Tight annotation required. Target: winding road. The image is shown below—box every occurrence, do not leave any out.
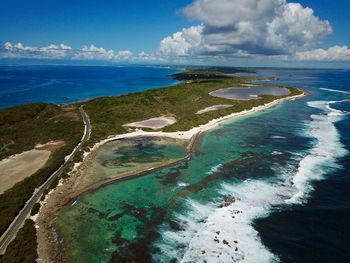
[0,105,91,255]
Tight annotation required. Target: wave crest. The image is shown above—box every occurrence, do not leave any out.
[154,100,348,262]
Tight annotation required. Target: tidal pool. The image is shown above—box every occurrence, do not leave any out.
[210,86,290,100]
[69,136,187,200]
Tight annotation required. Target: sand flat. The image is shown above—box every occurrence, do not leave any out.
[0,149,51,194]
[196,104,232,114]
[124,116,176,130]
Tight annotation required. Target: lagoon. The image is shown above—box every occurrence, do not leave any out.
[210,86,290,100]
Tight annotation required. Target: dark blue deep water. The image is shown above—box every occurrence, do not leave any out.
[0,65,180,108]
[253,69,350,263]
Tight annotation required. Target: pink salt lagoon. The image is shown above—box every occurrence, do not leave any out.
[124,116,176,130]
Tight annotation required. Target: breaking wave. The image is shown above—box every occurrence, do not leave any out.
[286,100,348,204]
[154,100,348,262]
[320,87,350,94]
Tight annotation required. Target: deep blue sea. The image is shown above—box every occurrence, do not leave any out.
[252,69,350,262]
[0,65,180,108]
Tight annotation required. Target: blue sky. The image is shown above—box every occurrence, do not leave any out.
[0,0,192,52]
[299,0,350,46]
[1,0,349,67]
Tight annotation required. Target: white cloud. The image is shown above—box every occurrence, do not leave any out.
[0,42,149,61]
[4,42,35,51]
[2,42,74,59]
[81,44,107,53]
[60,43,72,50]
[115,50,133,60]
[183,0,278,28]
[159,25,203,56]
[73,44,115,60]
[160,0,332,57]
[135,51,162,61]
[296,45,350,61]
[39,44,59,51]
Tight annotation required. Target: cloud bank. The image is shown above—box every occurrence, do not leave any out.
[1,42,157,62]
[296,46,350,61]
[160,0,333,58]
[1,0,348,64]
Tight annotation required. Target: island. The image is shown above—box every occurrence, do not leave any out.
[0,69,305,262]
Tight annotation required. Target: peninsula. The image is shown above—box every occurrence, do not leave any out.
[0,69,305,262]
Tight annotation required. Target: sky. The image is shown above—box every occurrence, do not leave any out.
[0,0,349,67]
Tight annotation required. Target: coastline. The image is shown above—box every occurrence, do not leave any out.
[88,90,306,151]
[36,89,306,263]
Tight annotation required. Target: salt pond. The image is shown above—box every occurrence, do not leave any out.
[210,86,290,100]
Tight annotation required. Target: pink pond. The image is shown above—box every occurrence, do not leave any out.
[124,117,176,130]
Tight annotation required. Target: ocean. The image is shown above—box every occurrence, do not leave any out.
[0,65,180,108]
[11,66,349,262]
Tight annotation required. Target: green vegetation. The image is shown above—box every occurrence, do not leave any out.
[183,66,256,74]
[172,70,231,81]
[0,103,83,236]
[0,220,37,263]
[0,103,82,160]
[85,73,302,146]
[30,203,41,216]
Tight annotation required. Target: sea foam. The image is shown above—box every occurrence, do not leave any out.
[320,87,350,94]
[154,100,348,262]
[286,100,348,204]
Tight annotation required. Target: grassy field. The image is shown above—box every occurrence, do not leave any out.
[0,103,83,236]
[85,73,302,147]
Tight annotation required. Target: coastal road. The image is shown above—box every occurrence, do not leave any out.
[0,105,91,255]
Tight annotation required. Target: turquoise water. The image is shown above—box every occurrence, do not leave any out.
[73,137,188,192]
[56,69,350,262]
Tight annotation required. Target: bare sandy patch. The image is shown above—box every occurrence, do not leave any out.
[0,149,51,194]
[196,105,232,114]
[35,140,65,151]
[0,140,65,194]
[124,116,176,130]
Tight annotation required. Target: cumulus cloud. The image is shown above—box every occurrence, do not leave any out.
[73,44,115,60]
[159,25,203,56]
[115,50,133,60]
[160,0,332,57]
[296,45,350,61]
[60,43,72,50]
[1,42,73,59]
[0,42,154,62]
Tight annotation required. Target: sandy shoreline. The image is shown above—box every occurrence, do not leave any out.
[88,90,305,150]
[36,90,306,263]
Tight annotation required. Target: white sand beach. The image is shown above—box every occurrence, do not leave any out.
[89,91,306,153]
